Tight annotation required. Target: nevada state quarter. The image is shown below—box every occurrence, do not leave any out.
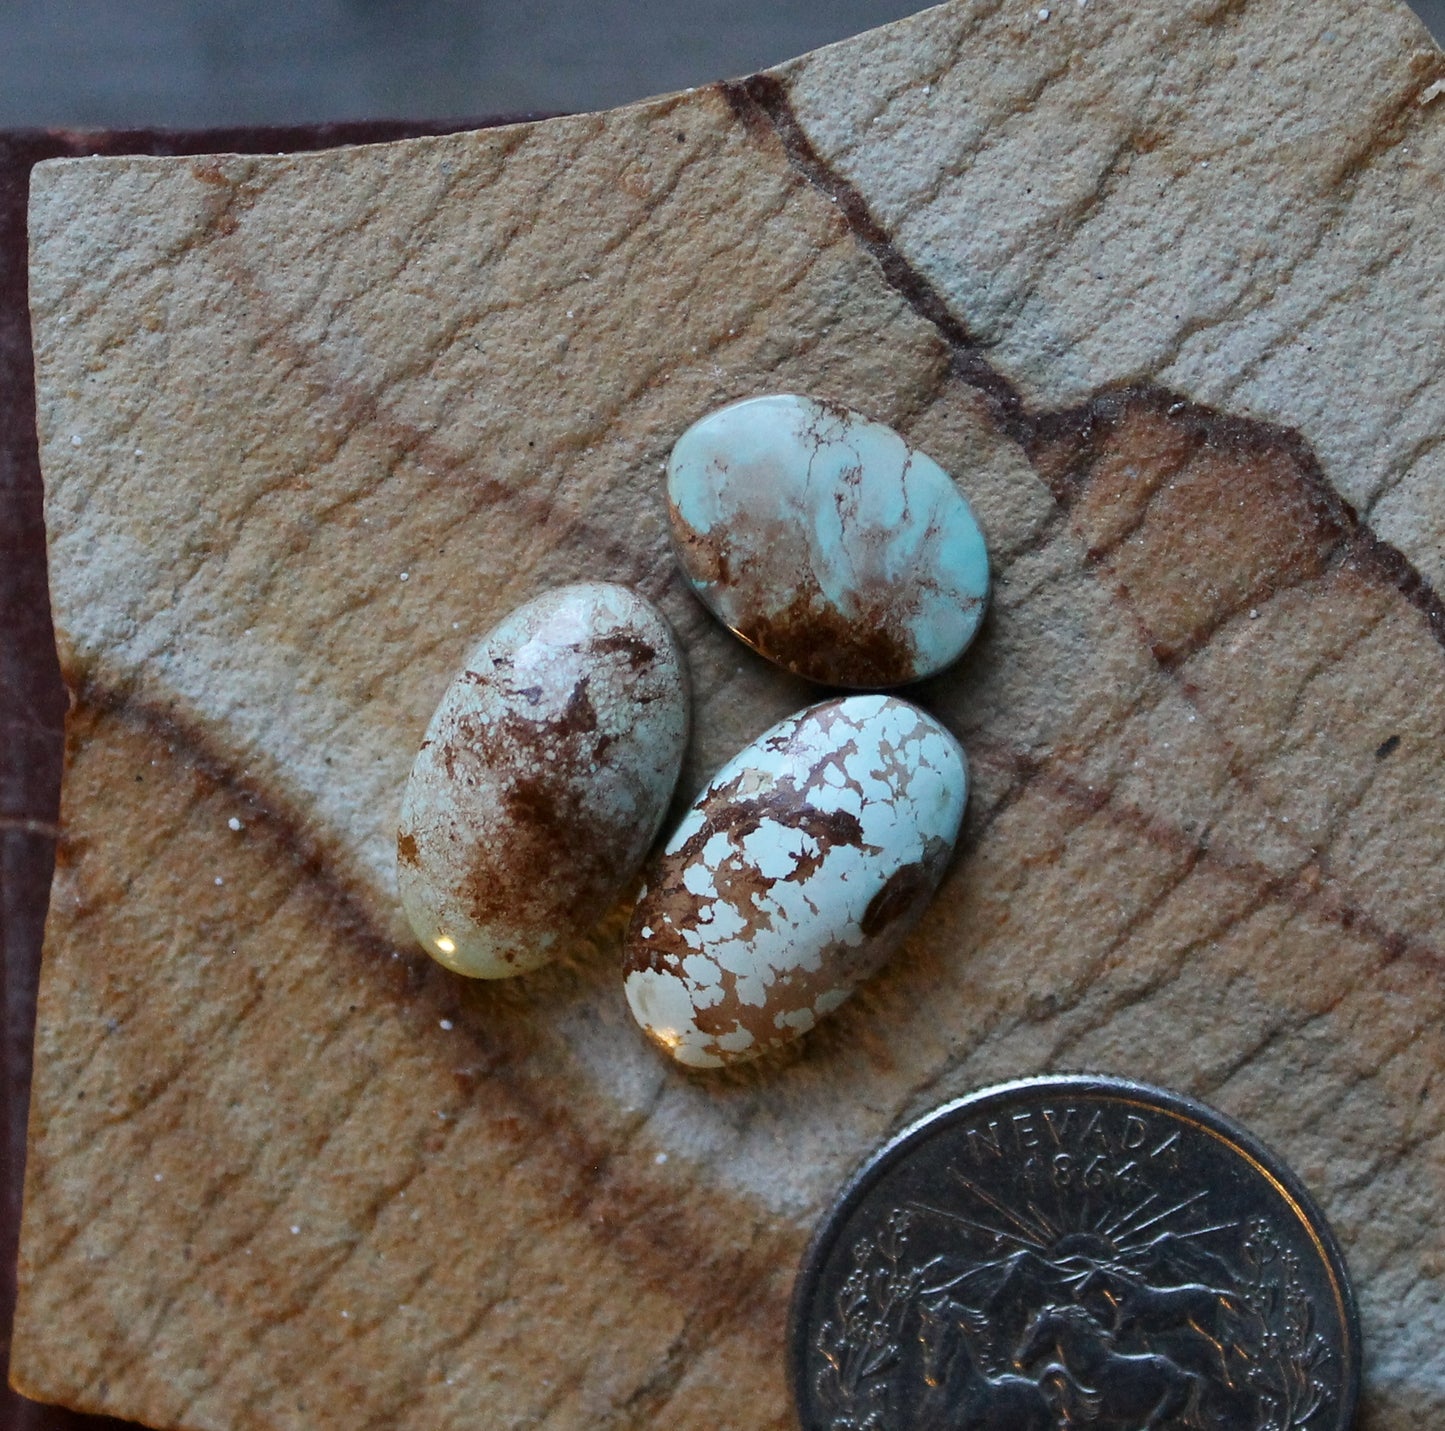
[791,1075,1359,1431]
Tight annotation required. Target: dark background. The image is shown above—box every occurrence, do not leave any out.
[0,0,1441,127]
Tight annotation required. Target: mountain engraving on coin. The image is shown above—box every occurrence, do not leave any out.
[793,1077,1359,1431]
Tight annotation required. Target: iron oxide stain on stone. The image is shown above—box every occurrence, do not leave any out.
[623,694,967,1068]
[397,583,689,978]
[666,394,990,689]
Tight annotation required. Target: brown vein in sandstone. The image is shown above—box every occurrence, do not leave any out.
[734,112,1445,959]
[154,112,833,643]
[50,610,1441,1412]
[49,674,798,1410]
[1125,49,1444,393]
[966,732,1439,973]
[724,72,1445,655]
[65,640,1445,1060]
[723,74,1030,443]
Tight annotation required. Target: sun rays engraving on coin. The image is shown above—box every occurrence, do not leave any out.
[792,1076,1359,1431]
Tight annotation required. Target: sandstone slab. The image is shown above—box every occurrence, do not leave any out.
[0,118,508,1431]
[14,1,1445,1426]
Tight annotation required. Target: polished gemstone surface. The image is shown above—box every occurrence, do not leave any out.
[667,394,990,688]
[398,583,689,978]
[624,694,967,1067]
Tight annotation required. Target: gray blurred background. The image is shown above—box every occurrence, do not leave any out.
[1,0,1441,128]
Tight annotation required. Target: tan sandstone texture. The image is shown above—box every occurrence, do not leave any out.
[14,0,1445,1425]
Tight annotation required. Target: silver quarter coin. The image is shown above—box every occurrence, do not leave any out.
[791,1074,1359,1430]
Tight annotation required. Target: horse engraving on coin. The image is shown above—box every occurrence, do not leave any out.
[792,1077,1359,1431]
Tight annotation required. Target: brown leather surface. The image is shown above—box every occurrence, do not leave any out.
[0,116,534,1431]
